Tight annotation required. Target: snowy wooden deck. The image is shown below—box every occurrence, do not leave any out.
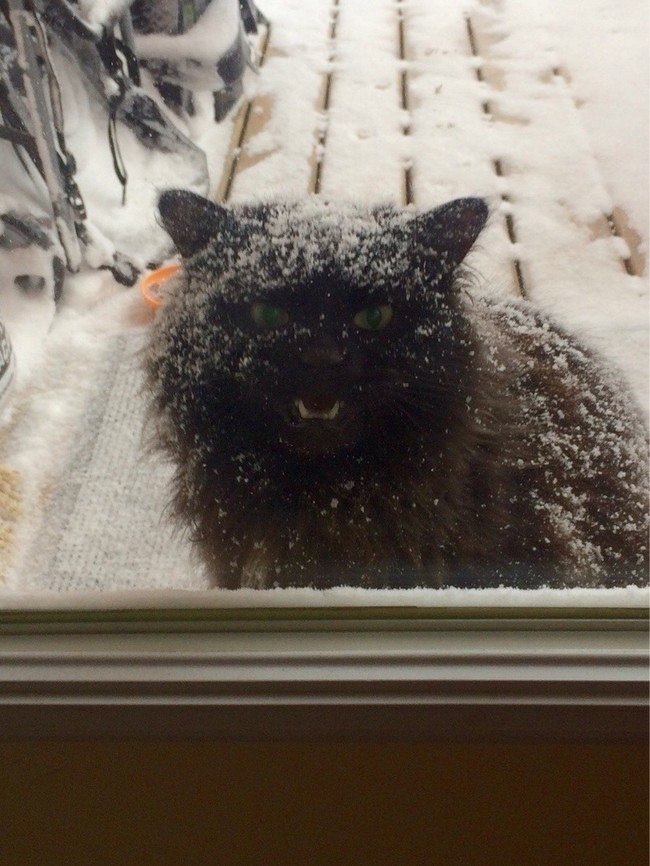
[218,0,642,289]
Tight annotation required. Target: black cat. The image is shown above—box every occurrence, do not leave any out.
[144,190,649,589]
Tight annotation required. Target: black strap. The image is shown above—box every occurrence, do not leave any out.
[116,35,140,85]
[97,29,129,203]
[108,109,128,205]
[0,122,33,148]
[38,0,98,44]
[0,76,43,174]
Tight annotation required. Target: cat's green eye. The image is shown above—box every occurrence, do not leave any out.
[250,302,289,328]
[353,304,393,331]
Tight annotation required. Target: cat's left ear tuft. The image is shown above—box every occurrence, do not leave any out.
[157,189,234,258]
[413,197,489,270]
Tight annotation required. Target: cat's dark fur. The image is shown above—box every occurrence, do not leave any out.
[144,190,649,589]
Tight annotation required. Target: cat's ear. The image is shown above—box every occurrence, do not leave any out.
[412,197,488,271]
[158,189,233,258]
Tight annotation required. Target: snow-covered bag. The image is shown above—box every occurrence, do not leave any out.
[131,0,251,92]
[0,0,268,387]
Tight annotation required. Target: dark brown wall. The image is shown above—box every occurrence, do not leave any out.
[1,742,647,865]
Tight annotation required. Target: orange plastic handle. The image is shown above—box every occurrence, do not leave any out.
[140,262,181,309]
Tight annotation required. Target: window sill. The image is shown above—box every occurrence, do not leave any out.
[0,602,647,741]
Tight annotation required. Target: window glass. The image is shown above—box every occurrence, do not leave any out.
[0,0,647,607]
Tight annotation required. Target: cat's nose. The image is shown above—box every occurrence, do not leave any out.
[300,341,346,367]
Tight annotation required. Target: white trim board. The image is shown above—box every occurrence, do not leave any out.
[0,585,648,612]
[0,612,647,740]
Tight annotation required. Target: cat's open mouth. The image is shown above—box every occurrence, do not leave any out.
[280,393,358,456]
[295,397,343,421]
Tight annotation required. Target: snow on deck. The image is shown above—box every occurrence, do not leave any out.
[0,0,647,605]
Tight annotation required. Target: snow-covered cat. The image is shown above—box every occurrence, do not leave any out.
[145,190,648,588]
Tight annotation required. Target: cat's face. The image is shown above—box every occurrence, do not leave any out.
[151,194,488,461]
[195,269,432,458]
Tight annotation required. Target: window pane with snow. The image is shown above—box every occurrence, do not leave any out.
[0,0,647,608]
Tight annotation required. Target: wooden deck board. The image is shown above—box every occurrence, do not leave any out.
[405,1,520,298]
[463,1,647,397]
[317,0,404,203]
[220,1,333,201]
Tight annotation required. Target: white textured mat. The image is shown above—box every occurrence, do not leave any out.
[16,333,206,592]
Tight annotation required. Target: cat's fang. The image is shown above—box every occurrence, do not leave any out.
[296,399,341,420]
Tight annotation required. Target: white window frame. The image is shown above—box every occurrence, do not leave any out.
[1,599,647,740]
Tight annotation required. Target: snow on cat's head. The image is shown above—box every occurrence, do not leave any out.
[149,191,488,459]
[156,190,488,303]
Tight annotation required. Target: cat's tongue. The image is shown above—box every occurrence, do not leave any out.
[296,395,341,420]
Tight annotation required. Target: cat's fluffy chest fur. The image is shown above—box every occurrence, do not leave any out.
[145,192,649,589]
